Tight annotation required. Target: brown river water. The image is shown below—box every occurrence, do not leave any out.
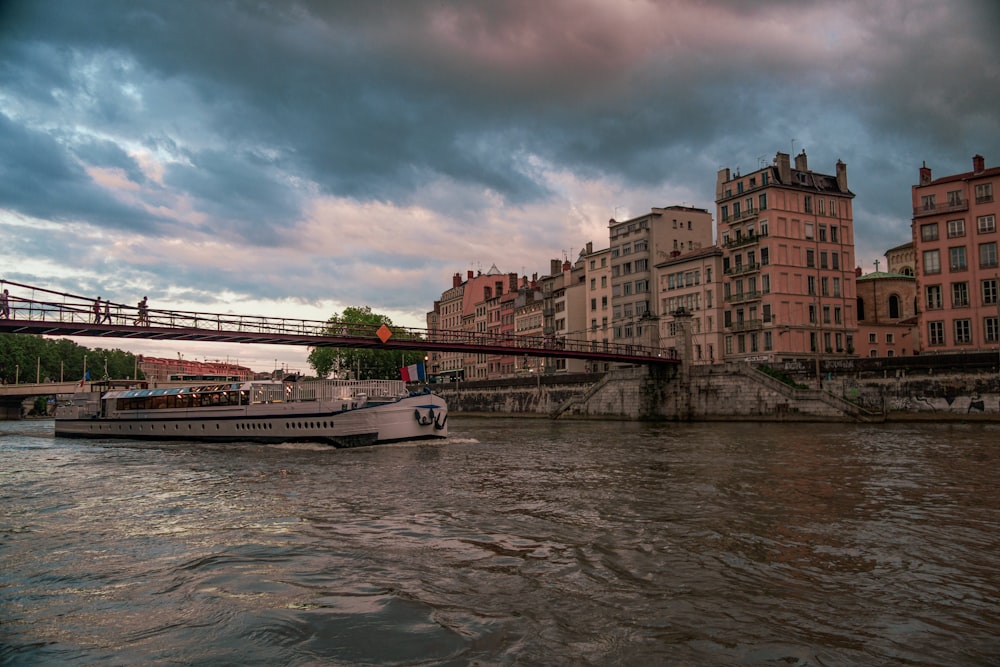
[1,417,998,665]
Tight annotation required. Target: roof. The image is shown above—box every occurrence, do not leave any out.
[922,165,1000,187]
[856,271,915,281]
[654,245,722,269]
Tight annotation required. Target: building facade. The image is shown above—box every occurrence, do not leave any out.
[716,150,858,364]
[912,154,1000,353]
[608,206,713,349]
[656,246,724,364]
[855,267,918,358]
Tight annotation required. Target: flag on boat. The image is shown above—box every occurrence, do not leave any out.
[400,362,425,383]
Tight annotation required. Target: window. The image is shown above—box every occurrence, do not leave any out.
[590,298,597,310]
[928,321,945,345]
[947,190,963,207]
[807,275,816,295]
[806,249,815,267]
[804,195,813,213]
[986,317,999,343]
[819,225,828,241]
[947,219,965,238]
[949,246,967,271]
[983,279,998,305]
[926,284,943,309]
[952,282,969,307]
[923,249,940,274]
[888,295,900,318]
[954,319,972,344]
[830,225,838,243]
[920,223,939,241]
[761,247,770,265]
[805,222,814,239]
[832,277,841,297]
[921,194,936,211]
[759,193,768,210]
[886,333,895,344]
[868,332,877,343]
[980,242,998,268]
[820,251,828,269]
[831,253,840,270]
[976,183,994,204]
[979,215,996,233]
[821,277,829,296]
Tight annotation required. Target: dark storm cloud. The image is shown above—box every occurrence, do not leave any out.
[2,0,1000,345]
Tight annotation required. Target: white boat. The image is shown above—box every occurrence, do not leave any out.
[54,379,448,448]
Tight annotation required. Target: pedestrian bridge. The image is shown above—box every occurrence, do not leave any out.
[0,280,678,366]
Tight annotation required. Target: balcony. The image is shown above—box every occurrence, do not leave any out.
[722,207,760,224]
[724,231,768,249]
[723,262,761,276]
[726,319,762,332]
[913,199,968,218]
[725,289,762,304]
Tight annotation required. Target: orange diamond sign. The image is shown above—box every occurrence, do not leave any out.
[376,324,392,343]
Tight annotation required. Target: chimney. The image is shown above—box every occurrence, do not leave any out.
[453,272,462,288]
[836,160,848,192]
[855,266,863,277]
[509,273,518,292]
[775,152,791,183]
[794,150,808,171]
[973,154,985,174]
[467,270,474,280]
[585,241,593,255]
[919,161,932,186]
[563,260,571,272]
[715,167,731,200]
[550,259,561,276]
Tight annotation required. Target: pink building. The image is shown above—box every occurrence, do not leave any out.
[855,267,918,358]
[912,154,999,352]
[656,246,724,363]
[716,151,858,364]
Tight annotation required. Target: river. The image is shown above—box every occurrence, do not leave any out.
[1,418,998,666]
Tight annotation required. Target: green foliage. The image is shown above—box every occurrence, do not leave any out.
[307,306,425,380]
[0,334,142,384]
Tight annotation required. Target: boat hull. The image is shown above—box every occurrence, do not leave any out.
[55,392,448,448]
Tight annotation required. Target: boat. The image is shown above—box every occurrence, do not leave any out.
[54,378,448,447]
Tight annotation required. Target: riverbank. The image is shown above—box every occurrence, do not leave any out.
[435,365,1000,422]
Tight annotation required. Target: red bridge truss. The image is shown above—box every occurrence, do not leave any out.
[0,280,678,366]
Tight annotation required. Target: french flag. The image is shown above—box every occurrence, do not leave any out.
[400,362,425,383]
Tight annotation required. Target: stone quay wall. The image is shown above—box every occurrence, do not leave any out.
[434,364,1000,422]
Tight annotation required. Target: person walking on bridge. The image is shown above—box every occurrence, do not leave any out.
[92,298,102,324]
[102,298,112,324]
[1,289,10,319]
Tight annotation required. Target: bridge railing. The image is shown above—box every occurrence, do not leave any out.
[0,279,672,361]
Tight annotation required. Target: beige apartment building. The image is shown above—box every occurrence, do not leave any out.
[716,151,858,363]
[912,154,999,352]
[609,206,713,349]
[656,246,724,364]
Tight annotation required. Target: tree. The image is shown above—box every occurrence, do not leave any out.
[307,306,425,380]
[0,334,142,383]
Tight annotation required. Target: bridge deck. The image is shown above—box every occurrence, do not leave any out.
[0,279,678,365]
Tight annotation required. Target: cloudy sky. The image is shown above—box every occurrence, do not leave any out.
[2,0,999,371]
